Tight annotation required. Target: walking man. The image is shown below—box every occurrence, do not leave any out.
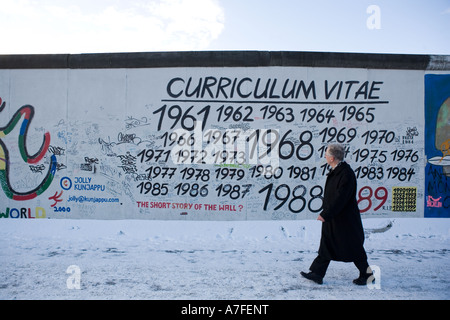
[301,143,372,285]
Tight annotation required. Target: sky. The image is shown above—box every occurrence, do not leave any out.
[0,0,449,55]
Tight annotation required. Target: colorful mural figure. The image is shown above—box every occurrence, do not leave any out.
[0,98,57,200]
[425,75,450,217]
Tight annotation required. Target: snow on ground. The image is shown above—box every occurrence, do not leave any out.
[0,218,449,300]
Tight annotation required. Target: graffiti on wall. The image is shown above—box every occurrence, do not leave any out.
[0,98,57,200]
[0,67,432,220]
[425,74,450,217]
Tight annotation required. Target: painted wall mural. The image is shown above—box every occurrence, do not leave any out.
[0,66,446,220]
[0,100,57,201]
[425,74,450,217]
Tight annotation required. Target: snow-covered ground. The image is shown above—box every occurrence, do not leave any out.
[0,218,449,300]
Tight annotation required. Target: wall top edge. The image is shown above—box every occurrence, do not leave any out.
[0,51,449,71]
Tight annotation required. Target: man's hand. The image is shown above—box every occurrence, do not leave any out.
[317,215,325,222]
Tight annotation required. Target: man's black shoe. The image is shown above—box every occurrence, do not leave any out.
[353,273,374,286]
[300,271,323,285]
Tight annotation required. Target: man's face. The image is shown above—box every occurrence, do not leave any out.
[325,149,334,166]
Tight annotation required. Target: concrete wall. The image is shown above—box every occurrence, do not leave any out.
[0,51,449,220]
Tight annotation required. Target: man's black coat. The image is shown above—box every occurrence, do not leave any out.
[318,161,367,262]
